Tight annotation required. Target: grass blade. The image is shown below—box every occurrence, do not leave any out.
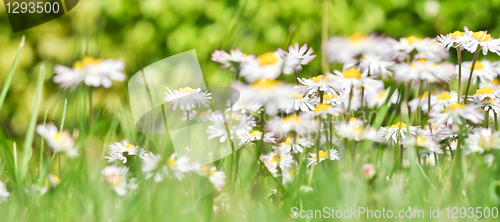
[0,36,25,112]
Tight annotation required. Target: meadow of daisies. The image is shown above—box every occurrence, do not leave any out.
[4,23,500,221]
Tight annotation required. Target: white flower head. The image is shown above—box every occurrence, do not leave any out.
[466,128,500,153]
[102,165,137,196]
[296,74,342,97]
[36,123,78,158]
[198,166,226,191]
[378,122,420,144]
[335,118,379,141]
[105,140,145,164]
[462,26,500,55]
[306,149,339,167]
[267,113,320,137]
[54,56,125,89]
[394,59,455,85]
[141,151,167,183]
[238,130,276,146]
[278,91,316,113]
[459,60,498,86]
[211,49,252,72]
[429,103,483,126]
[240,52,283,82]
[0,181,9,203]
[277,43,316,74]
[233,79,294,114]
[164,86,211,111]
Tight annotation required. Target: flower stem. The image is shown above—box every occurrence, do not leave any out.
[457,48,462,103]
[347,86,354,118]
[494,111,499,131]
[294,71,300,85]
[485,107,490,128]
[463,49,481,104]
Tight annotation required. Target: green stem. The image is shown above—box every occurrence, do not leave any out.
[464,49,481,104]
[457,48,462,103]
[485,108,490,128]
[494,111,499,131]
[0,36,25,112]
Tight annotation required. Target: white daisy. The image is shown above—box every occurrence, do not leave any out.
[459,60,498,85]
[105,141,145,164]
[393,59,455,85]
[469,86,500,115]
[392,36,446,62]
[275,137,313,154]
[141,151,168,183]
[240,52,283,82]
[296,74,342,97]
[325,33,396,63]
[261,151,295,176]
[462,26,500,55]
[306,149,339,167]
[278,91,316,113]
[198,166,226,191]
[378,122,420,144]
[164,86,211,111]
[267,113,320,137]
[343,54,394,80]
[366,87,399,108]
[362,164,376,179]
[102,165,137,196]
[0,181,9,203]
[207,112,255,143]
[312,103,344,119]
[429,103,483,126]
[211,49,251,72]
[238,130,276,146]
[277,43,316,74]
[233,79,294,114]
[36,123,78,158]
[54,56,125,89]
[329,68,374,89]
[466,128,500,153]
[436,31,467,52]
[166,153,194,180]
[335,118,379,141]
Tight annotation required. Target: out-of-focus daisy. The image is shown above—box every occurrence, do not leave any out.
[54,56,125,89]
[0,181,9,203]
[166,153,193,180]
[378,122,420,144]
[41,174,62,194]
[36,123,78,158]
[343,54,394,80]
[306,149,339,167]
[278,91,316,113]
[482,78,500,96]
[470,87,500,114]
[335,118,378,141]
[164,87,211,111]
[101,165,137,196]
[240,52,283,82]
[366,87,399,108]
[297,74,342,96]
[462,26,500,55]
[278,43,316,74]
[362,164,376,179]
[267,113,320,137]
[404,131,441,154]
[198,166,226,191]
[411,91,458,113]
[312,103,344,119]
[329,68,373,89]
[392,36,446,61]
[207,112,255,143]
[458,60,498,85]
[238,130,276,146]
[261,152,295,171]
[393,59,455,85]
[325,34,396,63]
[466,128,500,153]
[275,137,313,154]
[234,79,294,114]
[211,49,251,72]
[105,141,145,164]
[141,151,168,183]
[409,91,432,113]
[437,31,466,52]
[429,103,483,126]
[321,92,347,106]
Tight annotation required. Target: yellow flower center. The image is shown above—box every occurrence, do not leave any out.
[290,92,304,99]
[250,79,279,89]
[471,61,484,70]
[449,31,465,38]
[312,75,330,83]
[124,144,136,151]
[258,52,279,66]
[410,59,431,67]
[472,31,491,41]
[317,151,328,159]
[437,92,452,100]
[353,126,364,133]
[323,93,338,101]
[420,91,429,99]
[390,122,407,129]
[73,56,102,69]
[377,90,387,100]
[270,154,284,163]
[110,175,121,186]
[342,68,362,79]
[445,103,466,112]
[349,33,367,42]
[491,79,500,85]
[349,117,358,122]
[53,132,63,141]
[167,158,176,167]
[282,137,292,145]
[417,136,426,145]
[178,87,197,94]
[477,86,495,95]
[250,130,262,137]
[405,36,421,45]
[314,104,331,112]
[283,114,300,123]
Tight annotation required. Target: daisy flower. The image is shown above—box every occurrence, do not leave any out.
[393,59,455,85]
[207,112,255,143]
[429,103,483,126]
[335,118,379,141]
[312,103,344,119]
[278,91,316,113]
[166,153,194,180]
[306,149,340,167]
[482,78,500,96]
[469,86,500,115]
[261,151,296,176]
[240,52,283,82]
[105,141,145,164]
[164,86,211,111]
[404,131,441,154]
[275,137,313,154]
[458,60,498,85]
[466,128,500,153]
[41,174,62,194]
[234,79,294,114]
[362,164,376,179]
[0,181,9,203]
[296,74,342,96]
[141,151,168,183]
[436,31,467,51]
[392,36,446,61]
[321,92,347,106]
[461,26,500,55]
[267,113,320,137]
[343,54,394,80]
[378,122,420,144]
[36,123,78,158]
[198,166,226,191]
[411,91,458,113]
[54,56,125,89]
[325,33,396,63]
[329,68,373,89]
[366,87,399,108]
[211,49,251,72]
[238,130,276,146]
[278,43,316,74]
[101,165,137,196]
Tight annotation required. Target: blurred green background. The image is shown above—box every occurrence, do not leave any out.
[2,0,500,137]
